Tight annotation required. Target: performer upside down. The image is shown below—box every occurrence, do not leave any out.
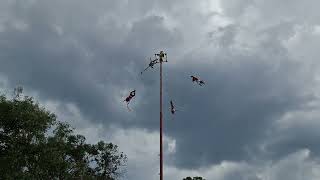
[124,90,136,111]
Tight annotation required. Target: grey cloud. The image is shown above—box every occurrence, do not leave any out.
[1,0,320,176]
[221,0,320,25]
[220,0,254,17]
[164,53,314,168]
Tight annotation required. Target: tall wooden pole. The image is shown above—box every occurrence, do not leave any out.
[159,55,164,180]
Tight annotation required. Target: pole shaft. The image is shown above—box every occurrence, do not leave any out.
[160,58,163,180]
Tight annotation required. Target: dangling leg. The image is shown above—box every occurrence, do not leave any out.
[126,102,132,111]
[199,81,205,86]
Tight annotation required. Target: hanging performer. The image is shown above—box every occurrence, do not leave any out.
[190,75,199,83]
[124,90,136,111]
[141,58,159,74]
[190,75,205,86]
[170,100,176,115]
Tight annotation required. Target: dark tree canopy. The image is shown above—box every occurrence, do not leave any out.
[0,94,127,180]
[183,177,206,180]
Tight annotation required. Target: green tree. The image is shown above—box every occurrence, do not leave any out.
[183,176,206,180]
[0,92,127,179]
[93,141,127,179]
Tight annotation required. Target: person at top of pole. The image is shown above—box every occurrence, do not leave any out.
[156,51,167,63]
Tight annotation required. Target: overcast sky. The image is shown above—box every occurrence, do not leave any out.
[1,0,320,179]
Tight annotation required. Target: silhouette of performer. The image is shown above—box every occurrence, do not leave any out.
[124,90,136,111]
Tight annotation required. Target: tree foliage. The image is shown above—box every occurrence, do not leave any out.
[0,94,127,179]
[183,176,206,180]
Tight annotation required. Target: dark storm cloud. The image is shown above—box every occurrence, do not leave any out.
[1,0,320,174]
[262,110,320,161]
[0,0,181,125]
[163,52,314,168]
